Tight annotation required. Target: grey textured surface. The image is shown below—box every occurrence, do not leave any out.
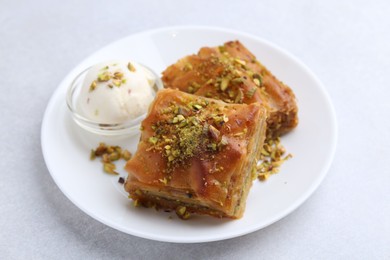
[1,0,389,259]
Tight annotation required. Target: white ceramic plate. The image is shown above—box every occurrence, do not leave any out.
[41,26,337,243]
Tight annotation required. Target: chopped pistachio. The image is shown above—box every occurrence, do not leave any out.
[122,150,132,161]
[183,63,193,71]
[103,163,118,175]
[178,120,188,128]
[207,143,217,151]
[261,149,270,156]
[176,206,190,220]
[205,78,213,85]
[97,72,110,82]
[148,136,158,145]
[113,71,123,79]
[234,58,246,66]
[113,79,122,87]
[235,88,244,103]
[212,114,228,127]
[95,143,107,156]
[258,173,270,181]
[253,78,260,87]
[193,104,202,110]
[89,81,97,92]
[171,149,180,157]
[246,87,257,98]
[219,135,228,146]
[109,152,120,161]
[176,114,185,121]
[114,145,122,154]
[191,117,200,126]
[176,206,186,215]
[127,62,136,72]
[90,149,96,160]
[133,199,140,207]
[234,132,244,137]
[159,177,168,185]
[220,77,230,91]
[252,73,262,86]
[208,125,220,140]
[202,123,209,135]
[102,153,110,163]
[106,146,114,154]
[218,45,226,53]
[223,115,229,122]
[232,77,244,84]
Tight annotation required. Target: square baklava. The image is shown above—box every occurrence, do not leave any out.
[125,88,267,219]
[162,40,298,137]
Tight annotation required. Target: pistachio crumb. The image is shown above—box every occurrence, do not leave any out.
[246,87,257,98]
[220,78,230,91]
[89,81,97,92]
[219,135,228,146]
[208,125,220,140]
[90,149,96,160]
[175,206,190,220]
[149,136,158,144]
[109,152,120,161]
[102,153,110,163]
[122,150,132,161]
[113,79,122,87]
[235,89,244,103]
[253,78,260,87]
[252,73,262,86]
[127,62,136,72]
[193,104,202,110]
[97,72,110,82]
[183,63,193,71]
[234,58,246,66]
[113,71,123,79]
[103,163,118,175]
[159,177,168,185]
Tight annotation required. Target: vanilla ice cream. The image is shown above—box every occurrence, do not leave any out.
[77,60,156,124]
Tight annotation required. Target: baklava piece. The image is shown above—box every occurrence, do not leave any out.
[125,89,267,219]
[162,40,298,137]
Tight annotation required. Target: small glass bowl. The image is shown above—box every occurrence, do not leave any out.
[66,63,163,136]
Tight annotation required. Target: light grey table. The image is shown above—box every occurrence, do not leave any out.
[1,0,389,259]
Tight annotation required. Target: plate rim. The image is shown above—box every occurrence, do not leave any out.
[41,25,338,243]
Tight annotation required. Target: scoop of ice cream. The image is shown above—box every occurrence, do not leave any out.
[77,60,156,124]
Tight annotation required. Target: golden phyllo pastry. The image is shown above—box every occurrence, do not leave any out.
[125,89,267,219]
[162,40,298,137]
